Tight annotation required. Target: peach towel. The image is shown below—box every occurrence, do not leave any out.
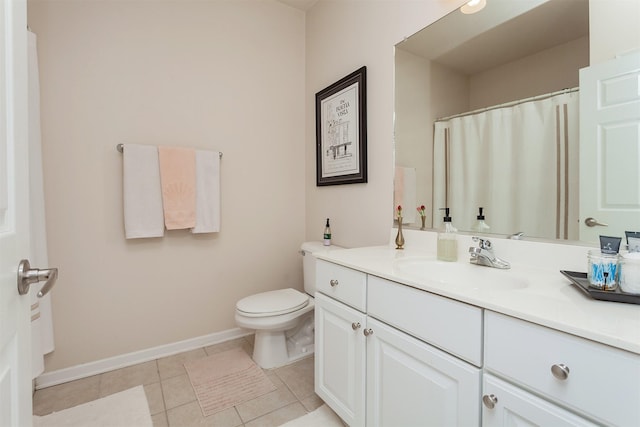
[394,166,416,224]
[393,166,405,214]
[158,146,196,230]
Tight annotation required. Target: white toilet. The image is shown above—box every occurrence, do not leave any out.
[235,241,342,369]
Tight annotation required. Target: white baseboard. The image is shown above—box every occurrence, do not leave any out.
[35,328,252,389]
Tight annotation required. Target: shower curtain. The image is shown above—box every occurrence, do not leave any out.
[433,91,579,240]
[28,31,55,379]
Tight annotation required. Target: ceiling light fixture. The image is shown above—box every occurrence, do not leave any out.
[460,0,487,14]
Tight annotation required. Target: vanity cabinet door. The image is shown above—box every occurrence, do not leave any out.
[315,292,366,427]
[485,311,640,426]
[366,317,481,427]
[482,374,598,427]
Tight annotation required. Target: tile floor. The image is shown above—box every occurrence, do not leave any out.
[33,335,328,427]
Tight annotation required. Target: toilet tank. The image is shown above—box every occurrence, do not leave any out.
[301,241,344,295]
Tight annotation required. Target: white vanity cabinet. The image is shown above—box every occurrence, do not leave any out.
[315,260,368,427]
[366,317,481,426]
[315,257,640,426]
[315,260,482,427]
[482,374,598,427]
[366,275,482,426]
[316,259,367,312]
[315,291,367,427]
[314,237,640,426]
[484,311,640,426]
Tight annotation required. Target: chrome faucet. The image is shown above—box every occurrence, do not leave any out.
[469,237,510,269]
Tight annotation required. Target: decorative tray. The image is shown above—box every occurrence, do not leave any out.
[560,270,640,305]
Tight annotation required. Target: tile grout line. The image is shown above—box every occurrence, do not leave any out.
[153,357,170,426]
[232,406,245,427]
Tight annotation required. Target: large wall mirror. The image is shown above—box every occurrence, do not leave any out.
[394,0,640,243]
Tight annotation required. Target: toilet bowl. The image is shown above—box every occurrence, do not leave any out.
[235,241,342,369]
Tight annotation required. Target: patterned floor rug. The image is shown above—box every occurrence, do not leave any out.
[184,347,277,416]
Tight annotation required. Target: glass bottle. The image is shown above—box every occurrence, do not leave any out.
[323,218,331,246]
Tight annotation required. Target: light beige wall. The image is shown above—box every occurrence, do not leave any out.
[28,0,306,371]
[590,0,640,63]
[395,50,469,227]
[430,62,469,120]
[305,0,467,248]
[394,49,432,226]
[469,36,589,109]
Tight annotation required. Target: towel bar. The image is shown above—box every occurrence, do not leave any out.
[116,143,222,158]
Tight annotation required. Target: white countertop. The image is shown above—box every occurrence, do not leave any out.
[315,231,640,355]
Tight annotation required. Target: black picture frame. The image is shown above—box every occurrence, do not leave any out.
[315,66,367,186]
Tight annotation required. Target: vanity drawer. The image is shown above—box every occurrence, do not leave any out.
[367,275,483,366]
[485,311,640,426]
[316,260,367,312]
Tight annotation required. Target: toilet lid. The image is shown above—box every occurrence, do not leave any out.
[236,288,309,317]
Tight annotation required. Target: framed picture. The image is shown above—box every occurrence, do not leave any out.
[316,66,367,186]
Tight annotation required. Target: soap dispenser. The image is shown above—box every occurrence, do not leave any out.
[437,208,458,262]
[473,207,490,233]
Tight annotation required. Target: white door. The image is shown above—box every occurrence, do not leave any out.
[579,51,640,242]
[1,0,31,425]
[366,317,481,427]
[314,292,366,427]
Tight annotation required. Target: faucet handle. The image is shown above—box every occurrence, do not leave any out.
[472,236,492,250]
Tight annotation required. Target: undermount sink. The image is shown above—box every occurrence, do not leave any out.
[392,257,528,291]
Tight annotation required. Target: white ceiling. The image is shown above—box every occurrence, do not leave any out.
[398,0,589,75]
[277,0,319,11]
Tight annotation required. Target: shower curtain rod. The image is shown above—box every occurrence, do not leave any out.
[116,143,223,158]
[436,87,579,122]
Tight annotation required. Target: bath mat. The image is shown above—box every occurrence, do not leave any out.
[33,385,152,427]
[278,404,344,427]
[184,347,277,416]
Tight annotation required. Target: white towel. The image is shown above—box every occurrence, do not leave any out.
[123,144,165,238]
[192,150,221,233]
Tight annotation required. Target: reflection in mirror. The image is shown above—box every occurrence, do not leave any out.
[432,88,579,240]
[394,0,601,241]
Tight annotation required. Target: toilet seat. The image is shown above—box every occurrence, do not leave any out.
[236,288,309,317]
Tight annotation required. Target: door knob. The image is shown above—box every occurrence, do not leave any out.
[363,328,373,336]
[584,217,608,227]
[17,259,58,298]
[352,322,361,330]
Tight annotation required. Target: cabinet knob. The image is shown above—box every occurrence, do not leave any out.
[482,394,498,409]
[329,279,339,287]
[551,363,570,380]
[352,322,361,330]
[363,328,374,336]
